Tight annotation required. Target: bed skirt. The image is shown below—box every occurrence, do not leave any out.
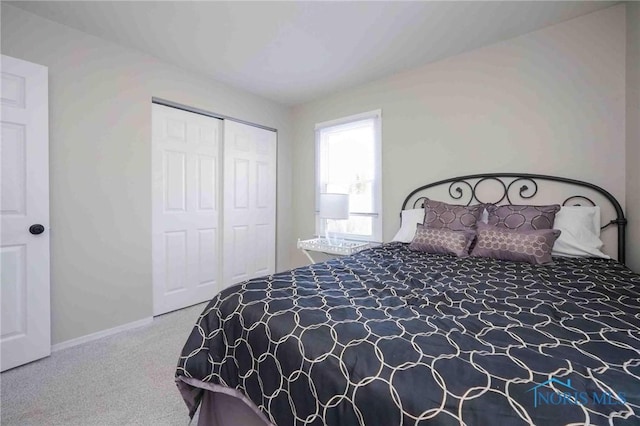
[176,377,272,426]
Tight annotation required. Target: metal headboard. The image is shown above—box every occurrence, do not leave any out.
[400,173,627,263]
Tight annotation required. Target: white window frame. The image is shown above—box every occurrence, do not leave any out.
[315,109,382,242]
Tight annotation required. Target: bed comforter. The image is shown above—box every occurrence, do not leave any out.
[176,244,640,425]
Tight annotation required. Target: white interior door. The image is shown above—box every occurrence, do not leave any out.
[223,120,276,287]
[1,55,50,371]
[152,104,221,315]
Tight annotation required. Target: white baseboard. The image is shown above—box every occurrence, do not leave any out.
[51,317,154,352]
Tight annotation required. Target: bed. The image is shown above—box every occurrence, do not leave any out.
[176,173,640,425]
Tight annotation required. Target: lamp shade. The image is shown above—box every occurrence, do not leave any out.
[319,193,350,219]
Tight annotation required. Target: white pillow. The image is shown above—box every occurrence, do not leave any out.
[552,206,608,258]
[391,208,425,243]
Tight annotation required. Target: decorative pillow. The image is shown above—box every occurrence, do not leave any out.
[423,199,483,231]
[486,204,560,231]
[409,224,476,257]
[552,206,608,259]
[471,222,561,265]
[392,208,426,243]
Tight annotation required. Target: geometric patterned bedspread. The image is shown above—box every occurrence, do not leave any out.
[176,243,640,425]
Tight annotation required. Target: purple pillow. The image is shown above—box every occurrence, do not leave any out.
[423,199,483,231]
[409,224,476,257]
[486,204,560,231]
[471,222,561,265]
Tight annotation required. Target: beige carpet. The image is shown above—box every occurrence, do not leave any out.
[1,303,206,425]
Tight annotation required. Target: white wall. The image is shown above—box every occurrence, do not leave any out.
[626,2,640,272]
[1,4,293,345]
[292,5,626,267]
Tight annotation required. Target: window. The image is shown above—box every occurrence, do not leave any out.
[315,110,382,242]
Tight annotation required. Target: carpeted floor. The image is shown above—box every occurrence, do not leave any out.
[1,303,206,425]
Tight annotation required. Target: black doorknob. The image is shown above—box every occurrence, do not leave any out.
[29,224,45,235]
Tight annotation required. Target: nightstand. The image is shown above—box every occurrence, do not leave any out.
[297,238,373,263]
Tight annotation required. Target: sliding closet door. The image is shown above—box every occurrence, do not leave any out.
[223,121,276,287]
[152,104,222,315]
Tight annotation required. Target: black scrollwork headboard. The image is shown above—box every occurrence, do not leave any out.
[400,173,627,263]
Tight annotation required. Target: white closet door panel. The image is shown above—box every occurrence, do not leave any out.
[223,120,276,288]
[197,228,218,285]
[163,151,187,212]
[230,225,250,282]
[164,231,188,293]
[253,223,272,276]
[152,104,221,315]
[197,156,217,211]
[233,158,250,209]
[256,162,270,208]
[1,55,50,372]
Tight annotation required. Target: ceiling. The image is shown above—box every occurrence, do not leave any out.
[8,1,618,106]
